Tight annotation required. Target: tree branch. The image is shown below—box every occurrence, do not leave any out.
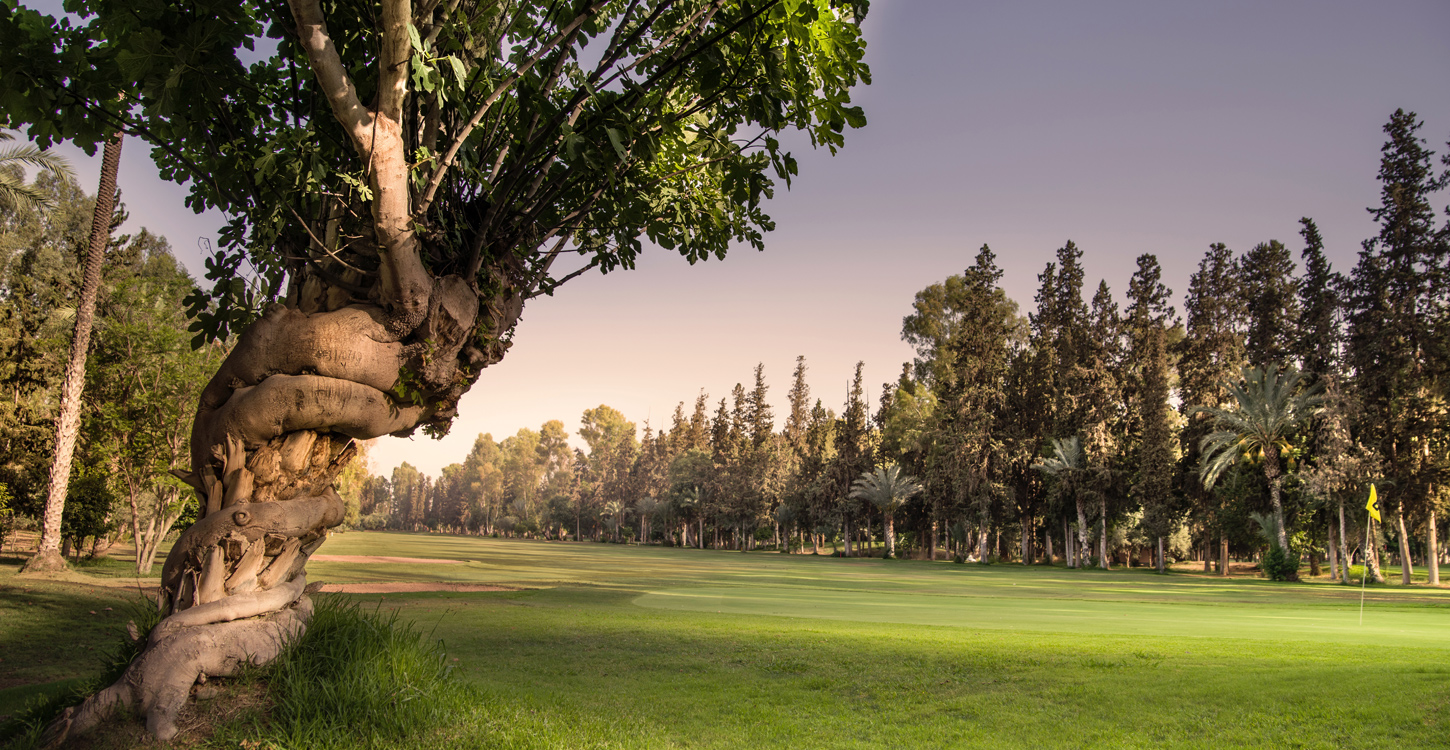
[412,0,612,219]
[287,0,376,155]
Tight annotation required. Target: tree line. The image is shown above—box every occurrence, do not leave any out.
[341,110,1449,583]
[2,109,1445,585]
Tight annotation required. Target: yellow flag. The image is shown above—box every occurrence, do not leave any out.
[1366,484,1381,523]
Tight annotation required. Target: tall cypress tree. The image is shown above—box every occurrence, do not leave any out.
[1241,240,1300,369]
[1126,255,1178,572]
[1345,109,1448,583]
[1176,243,1246,573]
[1294,218,1343,381]
[940,246,1016,559]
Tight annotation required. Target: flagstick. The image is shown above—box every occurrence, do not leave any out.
[1359,512,1371,626]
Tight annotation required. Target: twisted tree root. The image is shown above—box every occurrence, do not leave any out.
[43,595,312,746]
[49,289,486,743]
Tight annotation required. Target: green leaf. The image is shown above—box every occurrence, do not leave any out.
[407,22,423,55]
[446,55,467,90]
[606,128,627,160]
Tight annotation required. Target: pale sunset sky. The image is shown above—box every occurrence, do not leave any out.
[25,0,1450,477]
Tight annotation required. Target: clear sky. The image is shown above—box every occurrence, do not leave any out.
[24,0,1450,477]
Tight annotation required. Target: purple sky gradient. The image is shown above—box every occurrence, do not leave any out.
[21,0,1450,477]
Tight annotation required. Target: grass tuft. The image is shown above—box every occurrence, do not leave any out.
[219,594,474,749]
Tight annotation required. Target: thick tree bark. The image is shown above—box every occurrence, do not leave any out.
[49,3,518,736]
[23,133,123,574]
[884,512,895,558]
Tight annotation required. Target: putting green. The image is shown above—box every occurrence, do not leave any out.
[307,533,1450,651]
[634,583,1450,649]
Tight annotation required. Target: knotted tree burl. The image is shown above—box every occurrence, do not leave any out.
[2,0,868,740]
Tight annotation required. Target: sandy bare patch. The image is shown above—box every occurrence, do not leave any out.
[311,555,466,564]
[317,582,514,593]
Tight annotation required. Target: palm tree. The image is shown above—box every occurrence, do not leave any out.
[1033,436,1099,569]
[848,464,923,559]
[0,132,74,211]
[676,486,702,548]
[602,499,626,541]
[1195,363,1323,552]
[22,133,120,574]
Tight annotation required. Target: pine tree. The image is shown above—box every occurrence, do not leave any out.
[1345,109,1448,584]
[1126,254,1178,572]
[1176,243,1247,574]
[1241,240,1300,368]
[1294,218,1342,380]
[937,246,1016,559]
[1074,281,1124,567]
[785,356,811,457]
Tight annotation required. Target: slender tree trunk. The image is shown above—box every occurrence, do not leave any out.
[1156,536,1164,573]
[1396,503,1413,585]
[1074,499,1088,569]
[1337,497,1349,584]
[1366,518,1384,583]
[884,512,895,558]
[22,134,124,574]
[1098,498,1109,570]
[929,520,937,562]
[1020,523,1029,566]
[1045,527,1053,565]
[1428,508,1439,585]
[1065,518,1074,568]
[1220,535,1229,577]
[1328,525,1339,581]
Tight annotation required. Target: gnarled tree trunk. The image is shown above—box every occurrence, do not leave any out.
[47,1,523,739]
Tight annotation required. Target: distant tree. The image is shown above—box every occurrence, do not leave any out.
[848,464,922,558]
[926,246,1018,560]
[86,239,223,573]
[1176,243,1246,573]
[1077,281,1124,567]
[1240,240,1300,369]
[1344,109,1448,586]
[1125,254,1177,572]
[1293,219,1342,380]
[828,362,871,555]
[1034,436,1098,568]
[1196,364,1323,558]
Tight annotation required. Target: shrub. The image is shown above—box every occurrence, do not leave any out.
[1262,545,1301,582]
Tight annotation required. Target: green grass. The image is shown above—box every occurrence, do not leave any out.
[3,532,1448,748]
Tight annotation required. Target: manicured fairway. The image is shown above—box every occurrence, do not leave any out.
[309,532,1449,649]
[3,532,1448,748]
[305,533,1450,748]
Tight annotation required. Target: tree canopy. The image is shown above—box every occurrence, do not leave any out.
[1,0,871,345]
